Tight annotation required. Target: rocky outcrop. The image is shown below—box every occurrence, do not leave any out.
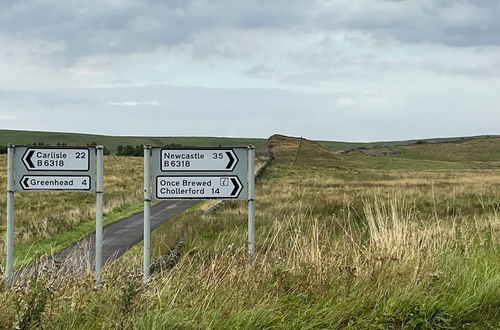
[149,239,184,274]
[339,145,403,157]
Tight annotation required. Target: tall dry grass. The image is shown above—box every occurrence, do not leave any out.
[0,185,498,328]
[1,137,500,327]
[0,155,143,258]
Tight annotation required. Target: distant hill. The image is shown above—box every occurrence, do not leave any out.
[2,129,498,157]
[0,130,268,155]
[320,135,500,151]
[269,134,500,170]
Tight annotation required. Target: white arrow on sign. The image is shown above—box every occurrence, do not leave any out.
[20,175,91,191]
[160,149,238,172]
[22,148,90,171]
[156,176,243,199]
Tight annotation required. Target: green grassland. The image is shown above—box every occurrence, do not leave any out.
[1,134,500,328]
[319,134,500,151]
[0,129,268,155]
[2,128,496,155]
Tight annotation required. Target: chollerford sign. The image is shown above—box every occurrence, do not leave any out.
[155,175,243,199]
[5,145,104,286]
[142,146,255,282]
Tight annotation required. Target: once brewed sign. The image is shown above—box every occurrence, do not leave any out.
[20,175,91,191]
[156,176,243,199]
[22,148,90,171]
[160,149,238,172]
[14,146,97,192]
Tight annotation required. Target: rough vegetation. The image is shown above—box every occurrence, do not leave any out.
[1,135,500,328]
[0,156,144,268]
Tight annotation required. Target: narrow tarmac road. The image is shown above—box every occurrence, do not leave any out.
[15,199,199,279]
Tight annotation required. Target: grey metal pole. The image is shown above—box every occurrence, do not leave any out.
[5,144,15,285]
[247,145,256,264]
[95,146,104,286]
[143,145,152,282]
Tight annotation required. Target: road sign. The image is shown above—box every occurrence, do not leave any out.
[21,148,90,171]
[151,147,248,200]
[19,175,91,191]
[160,149,238,171]
[156,176,243,199]
[143,146,255,282]
[5,145,103,287]
[14,146,96,192]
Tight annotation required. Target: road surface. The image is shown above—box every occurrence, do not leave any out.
[15,199,199,280]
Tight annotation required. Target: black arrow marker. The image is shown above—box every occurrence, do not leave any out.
[22,177,30,188]
[25,150,35,169]
[225,151,236,169]
[230,178,241,196]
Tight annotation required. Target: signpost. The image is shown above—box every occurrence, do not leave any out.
[143,146,255,282]
[21,148,90,171]
[160,149,238,171]
[19,175,91,191]
[4,145,104,286]
[155,176,243,199]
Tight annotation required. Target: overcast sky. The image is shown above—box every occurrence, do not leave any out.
[1,0,499,141]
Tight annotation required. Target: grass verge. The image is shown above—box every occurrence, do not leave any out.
[5,201,146,270]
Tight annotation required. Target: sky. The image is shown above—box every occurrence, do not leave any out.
[0,0,499,141]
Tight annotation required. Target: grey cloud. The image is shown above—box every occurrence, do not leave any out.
[242,64,276,78]
[1,0,499,63]
[0,0,310,59]
[317,0,500,47]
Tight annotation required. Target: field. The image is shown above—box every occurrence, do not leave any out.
[1,135,500,328]
[0,155,144,268]
[0,129,267,155]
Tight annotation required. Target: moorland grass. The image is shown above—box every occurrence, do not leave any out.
[0,155,144,268]
[0,135,499,328]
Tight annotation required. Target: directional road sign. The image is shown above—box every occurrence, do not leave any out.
[160,149,238,172]
[156,176,243,199]
[19,175,91,191]
[6,145,103,287]
[22,148,90,171]
[151,147,248,200]
[14,146,96,192]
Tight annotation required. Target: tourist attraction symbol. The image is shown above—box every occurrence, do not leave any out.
[160,149,238,171]
[21,147,90,171]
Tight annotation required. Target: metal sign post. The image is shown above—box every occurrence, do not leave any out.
[247,146,255,263]
[95,146,104,286]
[6,145,15,284]
[143,146,152,282]
[4,145,102,286]
[142,146,255,282]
